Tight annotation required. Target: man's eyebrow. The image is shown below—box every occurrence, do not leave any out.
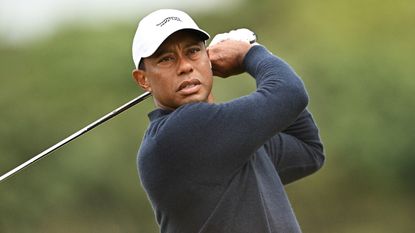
[186,40,204,48]
[151,48,171,58]
[151,40,204,58]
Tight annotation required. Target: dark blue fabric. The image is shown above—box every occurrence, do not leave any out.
[137,45,325,233]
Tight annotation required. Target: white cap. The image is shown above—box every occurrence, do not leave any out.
[132,9,210,69]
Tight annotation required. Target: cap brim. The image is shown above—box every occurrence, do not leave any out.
[141,28,210,59]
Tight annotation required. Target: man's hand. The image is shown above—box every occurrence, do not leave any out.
[207,40,252,78]
[206,29,257,78]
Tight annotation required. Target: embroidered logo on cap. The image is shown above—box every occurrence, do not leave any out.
[157,17,182,27]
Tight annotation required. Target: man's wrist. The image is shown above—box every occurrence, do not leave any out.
[243,45,271,77]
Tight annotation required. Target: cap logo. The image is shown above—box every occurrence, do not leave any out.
[156,17,182,27]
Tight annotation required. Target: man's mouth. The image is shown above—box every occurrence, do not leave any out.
[177,79,202,95]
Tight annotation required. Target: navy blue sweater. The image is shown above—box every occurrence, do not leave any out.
[137,45,325,233]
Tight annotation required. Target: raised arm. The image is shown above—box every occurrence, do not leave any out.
[154,42,310,180]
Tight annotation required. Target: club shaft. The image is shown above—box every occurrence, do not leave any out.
[0,91,151,182]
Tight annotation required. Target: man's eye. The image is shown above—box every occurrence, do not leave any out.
[159,56,174,63]
[188,47,201,58]
[189,47,201,54]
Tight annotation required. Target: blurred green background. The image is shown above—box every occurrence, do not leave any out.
[1,0,414,232]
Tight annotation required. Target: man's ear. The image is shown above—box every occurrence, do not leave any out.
[132,69,151,92]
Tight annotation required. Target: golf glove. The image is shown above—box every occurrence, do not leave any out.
[209,28,258,47]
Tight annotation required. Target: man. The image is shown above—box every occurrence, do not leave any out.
[131,9,325,233]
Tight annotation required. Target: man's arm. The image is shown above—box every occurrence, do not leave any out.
[156,42,309,182]
[264,109,325,185]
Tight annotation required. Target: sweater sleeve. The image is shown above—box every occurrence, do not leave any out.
[264,109,325,185]
[155,45,309,181]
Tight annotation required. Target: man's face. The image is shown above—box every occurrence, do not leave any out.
[133,30,213,110]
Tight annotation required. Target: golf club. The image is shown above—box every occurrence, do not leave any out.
[0,91,152,182]
[1,32,258,183]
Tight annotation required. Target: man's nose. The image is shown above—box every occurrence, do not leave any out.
[176,56,193,76]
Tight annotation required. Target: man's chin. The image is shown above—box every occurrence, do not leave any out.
[180,94,209,105]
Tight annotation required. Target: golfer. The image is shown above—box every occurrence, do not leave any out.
[131,9,325,233]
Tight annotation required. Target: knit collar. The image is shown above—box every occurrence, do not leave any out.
[148,108,173,121]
